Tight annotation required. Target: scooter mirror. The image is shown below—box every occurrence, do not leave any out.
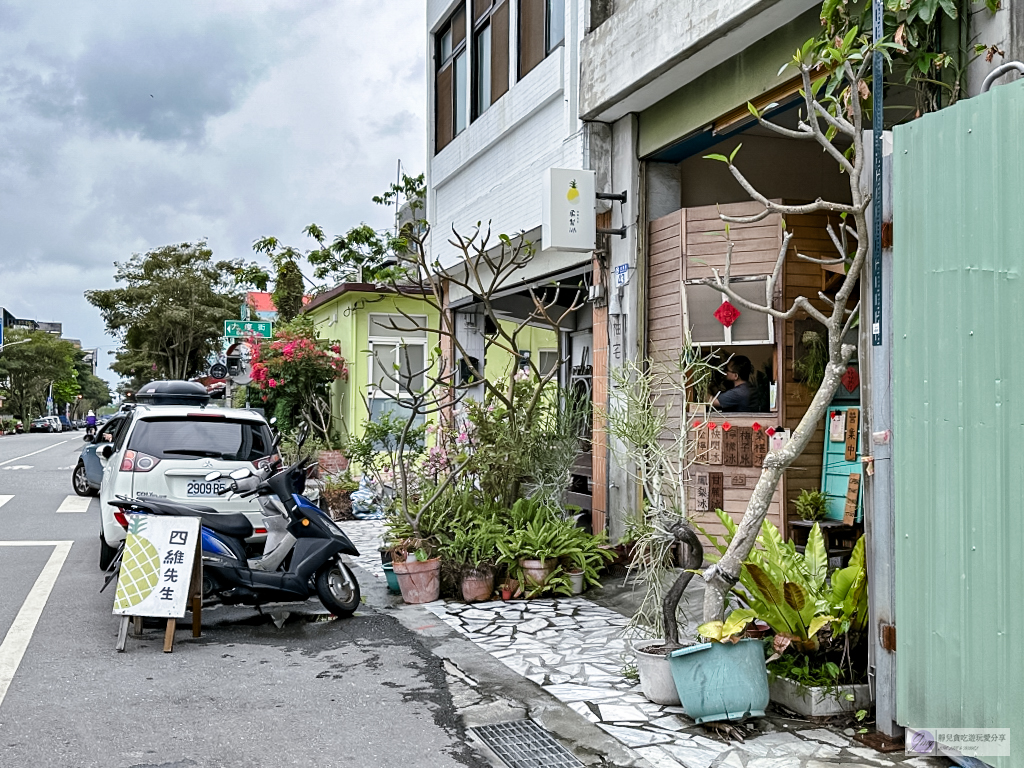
[269,416,278,426]
[82,434,93,443]
[229,467,252,480]
[204,470,222,482]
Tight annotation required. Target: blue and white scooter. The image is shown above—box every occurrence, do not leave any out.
[106,430,361,617]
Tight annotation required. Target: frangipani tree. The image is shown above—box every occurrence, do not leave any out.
[697,31,891,624]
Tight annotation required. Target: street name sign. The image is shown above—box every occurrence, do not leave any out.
[224,320,273,338]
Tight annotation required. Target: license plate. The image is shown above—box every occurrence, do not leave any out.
[186,481,226,497]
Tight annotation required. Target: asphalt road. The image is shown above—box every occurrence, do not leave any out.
[0,432,485,768]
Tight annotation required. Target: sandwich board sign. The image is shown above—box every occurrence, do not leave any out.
[114,515,199,619]
[112,514,202,652]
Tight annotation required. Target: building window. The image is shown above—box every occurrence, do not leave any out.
[435,5,467,153]
[472,0,510,121]
[367,314,429,421]
[518,0,563,80]
[538,349,559,378]
[682,278,774,345]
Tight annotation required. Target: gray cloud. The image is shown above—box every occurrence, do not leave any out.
[0,0,426,384]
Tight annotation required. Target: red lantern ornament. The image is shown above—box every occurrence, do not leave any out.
[842,366,860,393]
[722,422,732,432]
[713,300,741,328]
[752,422,762,432]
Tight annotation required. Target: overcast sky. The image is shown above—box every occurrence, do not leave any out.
[0,0,426,383]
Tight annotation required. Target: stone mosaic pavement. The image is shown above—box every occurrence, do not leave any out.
[341,521,948,768]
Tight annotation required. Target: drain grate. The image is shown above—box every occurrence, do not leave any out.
[470,720,583,768]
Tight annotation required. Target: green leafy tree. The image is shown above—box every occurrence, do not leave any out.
[236,238,309,323]
[821,0,1000,116]
[0,329,78,422]
[86,242,245,384]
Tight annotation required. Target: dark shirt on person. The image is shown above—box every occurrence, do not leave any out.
[715,382,752,412]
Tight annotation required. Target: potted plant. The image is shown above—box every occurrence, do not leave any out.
[497,498,614,598]
[389,540,442,604]
[700,511,871,717]
[794,488,830,522]
[440,517,505,603]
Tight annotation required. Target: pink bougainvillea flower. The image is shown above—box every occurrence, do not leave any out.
[268,378,278,388]
[456,432,469,444]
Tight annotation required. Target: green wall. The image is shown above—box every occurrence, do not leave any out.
[305,291,439,445]
[638,8,821,159]
[893,80,1024,765]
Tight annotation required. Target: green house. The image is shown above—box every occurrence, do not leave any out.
[303,283,558,448]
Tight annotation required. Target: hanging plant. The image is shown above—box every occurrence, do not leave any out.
[794,330,828,392]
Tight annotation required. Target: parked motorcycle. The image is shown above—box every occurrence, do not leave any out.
[105,443,361,618]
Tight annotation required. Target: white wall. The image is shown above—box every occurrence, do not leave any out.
[426,0,589,269]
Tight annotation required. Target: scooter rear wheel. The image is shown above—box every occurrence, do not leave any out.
[315,560,360,618]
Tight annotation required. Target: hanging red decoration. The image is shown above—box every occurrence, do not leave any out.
[766,427,776,436]
[713,300,741,328]
[707,422,717,430]
[722,422,732,431]
[752,422,762,432]
[842,366,860,393]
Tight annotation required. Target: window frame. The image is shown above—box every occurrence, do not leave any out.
[681,276,775,347]
[366,313,430,402]
[471,0,509,122]
[518,0,563,81]
[435,4,468,152]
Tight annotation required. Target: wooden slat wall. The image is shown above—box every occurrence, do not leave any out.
[683,203,783,281]
[780,209,843,522]
[647,210,683,367]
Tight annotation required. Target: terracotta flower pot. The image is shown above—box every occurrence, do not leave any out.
[460,568,495,603]
[519,558,555,589]
[391,557,441,604]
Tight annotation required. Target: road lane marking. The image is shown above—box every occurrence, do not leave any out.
[0,496,11,509]
[1,466,32,471]
[0,540,73,710]
[0,440,70,467]
[56,495,91,513]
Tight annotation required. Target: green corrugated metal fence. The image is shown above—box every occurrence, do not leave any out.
[894,79,1024,766]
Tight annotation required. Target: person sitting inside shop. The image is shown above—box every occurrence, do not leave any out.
[711,355,753,412]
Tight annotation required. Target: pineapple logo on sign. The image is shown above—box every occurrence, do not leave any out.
[112,514,199,619]
[114,516,160,610]
[567,180,580,233]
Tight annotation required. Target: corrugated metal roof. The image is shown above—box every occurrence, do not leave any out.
[893,79,1024,766]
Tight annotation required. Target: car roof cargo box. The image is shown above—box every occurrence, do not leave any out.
[135,380,211,406]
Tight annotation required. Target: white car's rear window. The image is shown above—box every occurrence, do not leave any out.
[128,417,273,462]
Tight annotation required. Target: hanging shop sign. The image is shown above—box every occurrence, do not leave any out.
[541,168,596,253]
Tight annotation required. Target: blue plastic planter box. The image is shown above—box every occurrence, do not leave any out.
[381,562,401,594]
[668,638,769,724]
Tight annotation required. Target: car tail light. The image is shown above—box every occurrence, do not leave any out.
[114,511,129,529]
[120,450,160,472]
[253,527,267,536]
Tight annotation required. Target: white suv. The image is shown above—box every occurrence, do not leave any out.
[96,381,275,569]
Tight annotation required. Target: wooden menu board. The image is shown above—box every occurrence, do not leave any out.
[751,429,769,467]
[844,408,860,462]
[708,472,724,512]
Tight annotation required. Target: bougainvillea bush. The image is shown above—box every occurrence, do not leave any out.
[250,316,348,446]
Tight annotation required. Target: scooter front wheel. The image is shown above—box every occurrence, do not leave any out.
[315,560,360,618]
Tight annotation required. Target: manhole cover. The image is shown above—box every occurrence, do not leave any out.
[470,720,583,768]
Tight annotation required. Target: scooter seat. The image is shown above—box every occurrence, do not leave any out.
[114,498,254,539]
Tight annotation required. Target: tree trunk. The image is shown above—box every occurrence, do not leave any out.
[701,353,853,623]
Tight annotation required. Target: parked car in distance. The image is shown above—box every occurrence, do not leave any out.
[30,416,62,433]
[58,415,75,431]
[93,380,276,570]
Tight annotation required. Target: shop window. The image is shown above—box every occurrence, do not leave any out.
[435,5,467,153]
[518,0,562,80]
[683,278,774,346]
[472,0,509,121]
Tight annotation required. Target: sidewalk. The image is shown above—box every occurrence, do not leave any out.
[343,520,948,768]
